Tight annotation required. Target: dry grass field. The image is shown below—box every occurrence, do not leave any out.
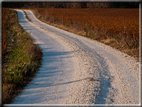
[36,8,139,39]
[33,8,139,60]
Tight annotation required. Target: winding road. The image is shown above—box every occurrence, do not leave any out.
[10,10,140,105]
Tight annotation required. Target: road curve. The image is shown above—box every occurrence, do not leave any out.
[10,10,139,105]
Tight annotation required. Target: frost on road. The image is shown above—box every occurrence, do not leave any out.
[10,10,139,105]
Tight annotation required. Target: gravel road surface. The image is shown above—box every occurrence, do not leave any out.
[10,10,140,105]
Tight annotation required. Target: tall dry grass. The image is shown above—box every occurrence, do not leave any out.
[32,8,139,60]
[35,8,139,38]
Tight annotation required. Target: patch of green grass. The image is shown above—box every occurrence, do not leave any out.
[66,22,72,27]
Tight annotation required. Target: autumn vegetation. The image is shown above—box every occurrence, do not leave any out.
[2,2,139,104]
[32,8,139,60]
[36,8,138,38]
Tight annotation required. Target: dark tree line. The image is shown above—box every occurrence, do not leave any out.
[2,2,139,8]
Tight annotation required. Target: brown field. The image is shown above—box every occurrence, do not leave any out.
[32,8,139,60]
[36,8,139,39]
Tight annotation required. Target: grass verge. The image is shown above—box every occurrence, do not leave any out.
[2,9,43,104]
[31,9,139,61]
